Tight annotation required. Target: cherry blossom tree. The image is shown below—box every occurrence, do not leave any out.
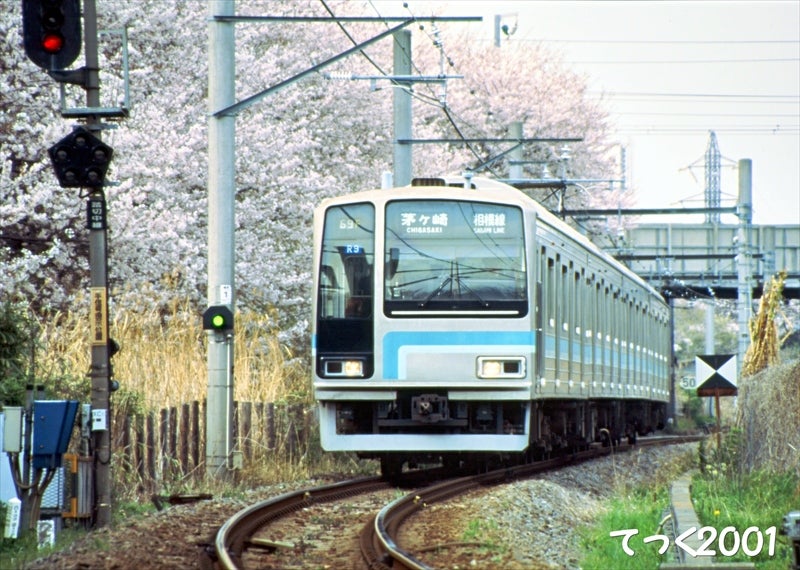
[1,0,622,347]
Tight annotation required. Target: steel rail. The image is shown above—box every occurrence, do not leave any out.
[213,475,388,570]
[364,435,703,568]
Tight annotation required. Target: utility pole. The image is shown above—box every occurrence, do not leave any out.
[83,0,113,528]
[24,0,118,528]
[206,0,236,479]
[703,133,720,414]
[57,0,115,529]
[705,299,716,416]
[509,122,523,180]
[393,30,412,187]
[736,159,753,368]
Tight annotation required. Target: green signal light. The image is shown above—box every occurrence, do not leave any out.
[203,305,233,331]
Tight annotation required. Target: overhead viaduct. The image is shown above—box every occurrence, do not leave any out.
[602,222,799,301]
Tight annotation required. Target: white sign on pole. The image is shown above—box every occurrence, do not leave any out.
[695,354,738,396]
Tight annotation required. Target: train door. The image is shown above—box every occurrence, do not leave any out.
[543,253,557,383]
[559,262,569,382]
[536,278,544,383]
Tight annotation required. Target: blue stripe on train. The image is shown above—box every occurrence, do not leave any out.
[382,330,536,379]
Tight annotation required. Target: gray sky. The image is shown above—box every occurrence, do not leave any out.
[392,0,800,225]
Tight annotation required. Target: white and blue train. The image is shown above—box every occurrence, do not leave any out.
[312,176,670,475]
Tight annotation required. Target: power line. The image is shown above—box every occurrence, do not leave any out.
[598,91,799,100]
[378,0,502,172]
[568,57,799,65]
[618,111,800,118]
[517,38,800,45]
[615,127,800,135]
[325,0,495,171]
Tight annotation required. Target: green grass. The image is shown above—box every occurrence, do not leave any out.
[460,517,505,563]
[580,487,673,570]
[691,469,799,569]
[579,468,799,570]
[462,517,499,543]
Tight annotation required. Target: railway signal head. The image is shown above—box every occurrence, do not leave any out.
[48,126,113,188]
[108,338,120,392]
[22,0,82,70]
[203,305,234,332]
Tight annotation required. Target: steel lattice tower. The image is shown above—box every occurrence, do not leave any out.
[705,131,721,224]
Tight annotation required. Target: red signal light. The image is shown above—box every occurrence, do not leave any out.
[22,0,81,70]
[42,33,64,54]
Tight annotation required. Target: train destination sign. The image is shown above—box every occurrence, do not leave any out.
[387,201,519,239]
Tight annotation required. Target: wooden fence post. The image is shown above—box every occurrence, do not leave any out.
[266,402,275,451]
[180,403,190,475]
[241,402,252,460]
[112,401,316,489]
[192,400,201,470]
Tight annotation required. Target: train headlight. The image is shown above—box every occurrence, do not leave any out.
[323,359,364,377]
[481,360,503,377]
[477,357,526,379]
[343,360,364,377]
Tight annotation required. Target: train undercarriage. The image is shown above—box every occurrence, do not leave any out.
[326,394,667,477]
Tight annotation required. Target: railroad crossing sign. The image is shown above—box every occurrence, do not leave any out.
[695,354,738,397]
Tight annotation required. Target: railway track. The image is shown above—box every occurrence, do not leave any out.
[208,435,702,570]
[208,475,390,569]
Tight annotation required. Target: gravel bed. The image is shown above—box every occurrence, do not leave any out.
[20,443,697,569]
[401,443,697,569]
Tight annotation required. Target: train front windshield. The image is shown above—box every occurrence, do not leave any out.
[384,200,527,317]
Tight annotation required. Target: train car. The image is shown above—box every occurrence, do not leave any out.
[312,175,670,475]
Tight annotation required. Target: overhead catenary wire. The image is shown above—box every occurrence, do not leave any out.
[568,57,799,65]
[396,1,499,172]
[321,0,501,174]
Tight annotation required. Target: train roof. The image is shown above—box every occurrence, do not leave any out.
[319,175,666,306]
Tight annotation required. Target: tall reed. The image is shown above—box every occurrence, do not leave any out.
[34,301,309,414]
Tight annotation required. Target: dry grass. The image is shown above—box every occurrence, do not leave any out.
[742,271,788,376]
[32,302,334,493]
[734,271,800,474]
[735,359,800,474]
[34,300,309,414]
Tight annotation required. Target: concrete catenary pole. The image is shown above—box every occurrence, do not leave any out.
[704,134,719,413]
[393,30,412,187]
[206,0,236,479]
[736,159,753,370]
[509,122,523,180]
[705,300,715,416]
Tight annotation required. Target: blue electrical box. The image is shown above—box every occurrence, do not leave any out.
[32,401,79,470]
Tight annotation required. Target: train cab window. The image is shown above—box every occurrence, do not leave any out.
[383,200,527,317]
[318,203,375,320]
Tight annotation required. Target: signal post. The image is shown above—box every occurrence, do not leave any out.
[23,0,116,528]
